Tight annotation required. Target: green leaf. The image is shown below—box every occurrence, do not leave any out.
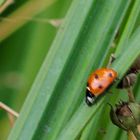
[57,27,140,140]
[7,0,140,139]
[8,0,97,139]
[115,0,140,56]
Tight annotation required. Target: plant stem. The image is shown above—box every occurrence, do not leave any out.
[131,127,140,140]
[128,131,137,140]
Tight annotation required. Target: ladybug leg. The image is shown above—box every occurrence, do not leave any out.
[0,102,19,126]
[86,89,96,106]
[107,54,116,68]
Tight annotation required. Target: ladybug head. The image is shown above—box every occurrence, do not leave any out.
[86,89,96,106]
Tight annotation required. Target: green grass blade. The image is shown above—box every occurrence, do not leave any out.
[115,0,140,56]
[57,27,140,140]
[13,0,71,110]
[0,1,71,139]
[7,0,140,140]
[40,0,131,140]
[79,107,104,140]
[8,0,96,139]
[112,27,140,75]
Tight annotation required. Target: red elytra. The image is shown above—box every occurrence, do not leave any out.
[87,68,117,96]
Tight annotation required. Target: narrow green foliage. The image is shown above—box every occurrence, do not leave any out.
[112,27,140,76]
[1,0,139,140]
[115,0,140,56]
[57,27,140,140]
[8,0,97,139]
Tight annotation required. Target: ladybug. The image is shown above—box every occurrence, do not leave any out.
[86,68,117,106]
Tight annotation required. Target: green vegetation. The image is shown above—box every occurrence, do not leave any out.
[0,0,140,140]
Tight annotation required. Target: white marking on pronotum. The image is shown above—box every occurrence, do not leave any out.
[87,96,94,104]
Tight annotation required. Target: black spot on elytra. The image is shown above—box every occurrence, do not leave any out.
[98,84,103,89]
[108,73,113,78]
[95,74,99,79]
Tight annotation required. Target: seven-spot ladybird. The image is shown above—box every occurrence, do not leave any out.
[86,68,117,106]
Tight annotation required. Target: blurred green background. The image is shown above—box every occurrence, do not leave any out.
[0,0,71,139]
